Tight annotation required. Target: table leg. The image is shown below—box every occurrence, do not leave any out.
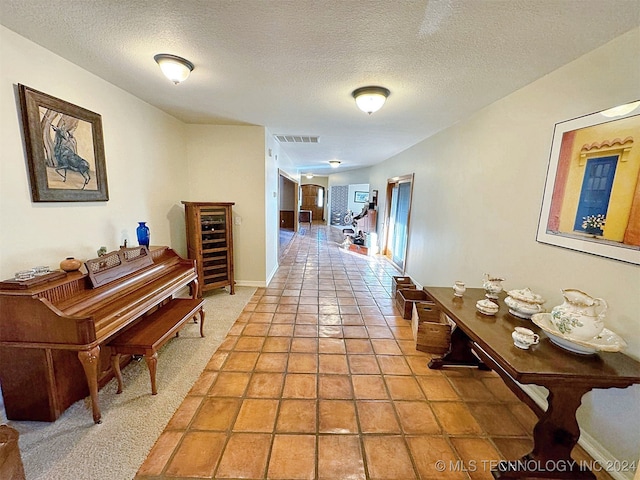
[428,326,490,370]
[492,384,595,479]
[77,346,101,424]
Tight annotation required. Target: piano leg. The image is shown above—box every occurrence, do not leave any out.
[78,346,101,424]
[190,278,200,299]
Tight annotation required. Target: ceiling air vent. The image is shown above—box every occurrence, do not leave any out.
[275,135,320,144]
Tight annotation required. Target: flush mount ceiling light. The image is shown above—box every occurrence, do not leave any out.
[154,54,194,84]
[600,100,640,118]
[329,160,341,168]
[305,173,314,179]
[352,86,390,114]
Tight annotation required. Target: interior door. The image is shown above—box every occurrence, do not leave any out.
[301,184,324,222]
[573,155,618,234]
[383,174,414,272]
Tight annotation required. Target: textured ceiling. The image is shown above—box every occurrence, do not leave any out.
[1,0,639,175]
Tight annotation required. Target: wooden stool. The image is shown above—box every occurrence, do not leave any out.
[108,298,205,395]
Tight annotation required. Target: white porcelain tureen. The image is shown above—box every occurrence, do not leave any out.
[505,287,546,319]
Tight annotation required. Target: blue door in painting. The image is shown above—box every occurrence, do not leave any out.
[573,155,618,234]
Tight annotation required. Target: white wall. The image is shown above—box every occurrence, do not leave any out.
[347,183,370,214]
[266,131,298,282]
[184,125,266,286]
[328,168,371,187]
[301,176,328,189]
[367,28,640,473]
[0,26,188,278]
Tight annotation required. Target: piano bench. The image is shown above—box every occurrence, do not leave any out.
[108,297,205,395]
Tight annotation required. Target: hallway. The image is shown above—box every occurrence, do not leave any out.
[135,224,608,480]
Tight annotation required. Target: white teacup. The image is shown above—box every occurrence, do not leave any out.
[512,327,539,350]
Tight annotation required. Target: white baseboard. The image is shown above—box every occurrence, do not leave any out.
[235,280,267,288]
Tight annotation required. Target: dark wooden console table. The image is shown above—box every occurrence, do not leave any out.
[424,286,640,480]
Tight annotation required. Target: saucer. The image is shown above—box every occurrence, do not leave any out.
[531,313,627,355]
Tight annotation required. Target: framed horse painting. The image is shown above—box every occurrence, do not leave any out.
[18,84,109,202]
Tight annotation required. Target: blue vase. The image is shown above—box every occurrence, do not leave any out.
[136,222,150,247]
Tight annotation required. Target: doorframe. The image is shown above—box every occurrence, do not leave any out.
[382,173,414,273]
[278,169,299,257]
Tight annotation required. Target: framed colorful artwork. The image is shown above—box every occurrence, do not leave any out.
[354,191,369,203]
[536,101,640,265]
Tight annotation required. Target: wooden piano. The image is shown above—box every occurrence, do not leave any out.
[0,246,198,424]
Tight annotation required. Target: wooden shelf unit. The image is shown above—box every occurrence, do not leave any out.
[182,202,235,296]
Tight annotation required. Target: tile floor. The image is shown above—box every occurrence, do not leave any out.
[136,224,612,480]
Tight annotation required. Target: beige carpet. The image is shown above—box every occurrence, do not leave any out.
[0,286,255,480]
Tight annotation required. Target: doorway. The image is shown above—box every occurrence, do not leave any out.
[278,171,299,258]
[383,174,414,272]
[301,184,325,223]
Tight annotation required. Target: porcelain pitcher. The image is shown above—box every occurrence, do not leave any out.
[550,289,607,340]
[482,274,504,299]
